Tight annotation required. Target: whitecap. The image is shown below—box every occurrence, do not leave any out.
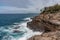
[16,17,44,40]
[23,17,32,22]
[0,17,44,40]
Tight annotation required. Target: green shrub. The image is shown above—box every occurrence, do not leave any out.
[41,4,60,14]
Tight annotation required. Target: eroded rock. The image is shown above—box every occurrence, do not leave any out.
[27,4,60,40]
[27,13,60,32]
[28,31,60,40]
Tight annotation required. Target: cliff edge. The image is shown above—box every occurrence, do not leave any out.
[27,4,60,40]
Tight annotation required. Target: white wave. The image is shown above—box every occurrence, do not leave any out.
[23,17,32,22]
[2,35,16,40]
[18,30,43,40]
[17,18,43,40]
[1,17,44,40]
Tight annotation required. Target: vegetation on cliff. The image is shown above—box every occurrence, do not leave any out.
[28,4,60,32]
[28,4,60,40]
[41,4,60,14]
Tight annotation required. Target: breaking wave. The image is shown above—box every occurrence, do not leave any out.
[0,17,43,40]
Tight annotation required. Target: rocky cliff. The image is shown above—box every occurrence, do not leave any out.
[27,4,60,40]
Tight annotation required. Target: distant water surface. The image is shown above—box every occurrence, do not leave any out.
[0,13,39,26]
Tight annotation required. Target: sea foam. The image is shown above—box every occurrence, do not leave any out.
[17,17,43,40]
[1,17,43,40]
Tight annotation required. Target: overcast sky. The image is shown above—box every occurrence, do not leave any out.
[0,0,60,13]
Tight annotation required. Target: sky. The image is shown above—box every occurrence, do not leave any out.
[0,0,60,13]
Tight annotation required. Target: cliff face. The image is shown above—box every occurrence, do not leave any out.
[27,12,60,32]
[27,4,60,40]
[28,31,60,40]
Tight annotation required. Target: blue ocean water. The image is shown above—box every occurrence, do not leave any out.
[0,13,42,40]
[0,13,38,26]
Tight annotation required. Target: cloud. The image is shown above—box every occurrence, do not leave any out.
[0,0,60,13]
[0,6,39,13]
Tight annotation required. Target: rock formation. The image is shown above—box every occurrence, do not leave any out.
[28,31,60,40]
[27,4,60,40]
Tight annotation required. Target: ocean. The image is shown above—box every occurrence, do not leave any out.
[0,13,43,40]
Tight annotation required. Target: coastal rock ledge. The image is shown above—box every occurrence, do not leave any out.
[27,4,60,40]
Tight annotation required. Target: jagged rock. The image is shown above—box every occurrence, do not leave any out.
[27,12,60,32]
[28,31,60,40]
[27,4,60,40]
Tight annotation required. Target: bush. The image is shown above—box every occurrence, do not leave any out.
[41,4,60,14]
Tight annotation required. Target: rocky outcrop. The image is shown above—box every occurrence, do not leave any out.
[27,4,60,40]
[28,31,60,40]
[27,12,60,32]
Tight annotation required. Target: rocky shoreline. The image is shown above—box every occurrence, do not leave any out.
[27,4,60,40]
[28,31,60,40]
